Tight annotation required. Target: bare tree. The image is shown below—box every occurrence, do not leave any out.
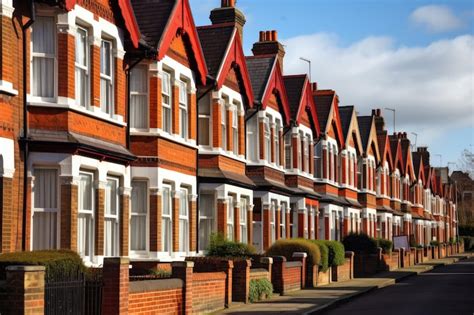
[458,149,474,179]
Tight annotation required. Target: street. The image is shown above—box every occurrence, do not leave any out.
[320,257,474,315]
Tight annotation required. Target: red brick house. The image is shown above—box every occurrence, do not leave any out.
[128,0,208,260]
[283,75,321,240]
[337,106,364,237]
[195,1,256,251]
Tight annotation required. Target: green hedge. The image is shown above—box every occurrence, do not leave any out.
[265,239,321,266]
[342,233,377,254]
[430,240,440,246]
[324,240,346,266]
[375,238,393,254]
[206,233,256,258]
[310,240,329,272]
[0,250,85,280]
[249,278,273,302]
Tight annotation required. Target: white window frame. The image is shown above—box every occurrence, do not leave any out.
[130,180,148,254]
[198,93,211,146]
[303,135,310,173]
[227,195,234,241]
[31,167,59,250]
[30,15,57,102]
[240,197,248,244]
[246,114,258,162]
[274,120,281,166]
[270,200,277,244]
[221,101,228,151]
[75,25,90,108]
[161,70,172,133]
[161,184,173,254]
[130,65,149,129]
[78,171,95,261]
[179,187,189,253]
[264,117,271,163]
[100,39,114,116]
[104,176,120,257]
[232,107,239,155]
[178,80,188,139]
[199,192,216,251]
[280,202,287,239]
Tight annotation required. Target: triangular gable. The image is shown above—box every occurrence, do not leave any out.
[346,110,363,155]
[380,133,393,171]
[296,78,321,138]
[215,28,254,107]
[65,0,140,48]
[405,150,415,180]
[417,158,426,185]
[393,140,405,174]
[323,94,345,149]
[261,59,291,125]
[155,0,207,84]
[424,166,432,190]
[364,118,381,163]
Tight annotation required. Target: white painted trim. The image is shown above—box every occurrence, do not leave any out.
[0,0,13,18]
[0,80,18,95]
[0,137,15,178]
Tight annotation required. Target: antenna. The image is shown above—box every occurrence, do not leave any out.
[384,108,396,134]
[411,132,418,150]
[299,57,311,82]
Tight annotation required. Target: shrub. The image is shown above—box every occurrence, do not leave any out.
[324,240,346,266]
[206,233,256,258]
[430,240,440,246]
[265,239,321,266]
[342,233,377,254]
[375,238,393,254]
[0,250,85,280]
[249,278,273,302]
[461,236,474,251]
[310,240,329,272]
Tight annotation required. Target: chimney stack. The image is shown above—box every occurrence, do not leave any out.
[372,108,385,132]
[311,82,318,91]
[210,0,246,41]
[252,29,286,72]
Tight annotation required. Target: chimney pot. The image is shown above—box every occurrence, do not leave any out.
[371,109,376,116]
[311,82,318,91]
[229,0,235,7]
[259,31,265,42]
[265,30,271,42]
[377,109,381,116]
[271,30,277,41]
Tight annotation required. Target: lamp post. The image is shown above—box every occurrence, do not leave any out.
[300,57,311,82]
[384,108,396,134]
[411,132,418,150]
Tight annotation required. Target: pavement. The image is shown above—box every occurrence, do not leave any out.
[214,252,473,315]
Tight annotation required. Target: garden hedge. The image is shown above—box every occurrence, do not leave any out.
[375,238,393,254]
[309,240,329,272]
[266,239,321,266]
[342,233,378,254]
[324,240,346,266]
[206,233,256,258]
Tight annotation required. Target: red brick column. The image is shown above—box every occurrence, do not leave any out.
[238,113,245,155]
[226,107,232,151]
[271,256,287,295]
[292,134,299,169]
[91,44,101,108]
[247,204,253,246]
[298,208,306,238]
[102,257,129,315]
[172,191,180,252]
[57,31,75,99]
[0,176,13,252]
[270,125,275,163]
[189,194,197,251]
[292,252,307,288]
[262,204,271,250]
[119,187,131,256]
[60,176,78,251]
[212,99,222,148]
[362,217,369,236]
[343,215,349,237]
[275,205,281,241]
[217,198,228,238]
[279,129,284,167]
[309,141,314,175]
[149,73,161,128]
[259,118,265,160]
[323,147,328,179]
[324,213,330,240]
[232,259,251,303]
[95,181,106,256]
[149,188,161,252]
[6,265,45,314]
[172,261,194,314]
[189,91,196,140]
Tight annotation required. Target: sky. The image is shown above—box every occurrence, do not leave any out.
[190,0,474,170]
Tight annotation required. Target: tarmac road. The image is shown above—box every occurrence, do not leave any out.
[320,257,474,315]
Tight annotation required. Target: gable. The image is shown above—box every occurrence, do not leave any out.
[296,80,320,138]
[384,137,394,170]
[167,33,190,67]
[405,150,415,180]
[261,61,291,125]
[367,122,381,162]
[325,98,345,149]
[347,113,363,154]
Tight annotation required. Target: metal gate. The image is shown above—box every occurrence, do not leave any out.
[45,269,102,315]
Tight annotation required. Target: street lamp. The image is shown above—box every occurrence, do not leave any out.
[411,132,418,150]
[300,57,311,82]
[384,108,396,134]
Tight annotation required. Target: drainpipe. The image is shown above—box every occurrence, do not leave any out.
[195,81,215,253]
[21,0,35,251]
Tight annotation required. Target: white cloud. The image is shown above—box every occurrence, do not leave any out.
[282,33,474,140]
[410,5,463,33]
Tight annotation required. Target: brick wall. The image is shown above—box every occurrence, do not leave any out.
[271,256,303,295]
[129,280,184,315]
[192,272,226,314]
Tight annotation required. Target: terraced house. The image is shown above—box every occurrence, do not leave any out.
[0,0,459,265]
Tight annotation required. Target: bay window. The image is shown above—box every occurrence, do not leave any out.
[32,168,58,250]
[161,71,172,133]
[100,39,114,116]
[78,172,94,260]
[161,185,172,253]
[221,102,227,150]
[179,188,189,252]
[240,197,248,243]
[198,94,211,145]
[179,80,188,139]
[227,195,234,241]
[246,115,258,161]
[232,107,239,155]
[264,117,271,163]
[75,26,89,107]
[130,66,148,129]
[314,142,322,178]
[280,202,287,239]
[298,132,303,170]
[131,180,148,252]
[104,177,119,256]
[274,120,281,165]
[284,132,292,169]
[199,193,215,251]
[270,200,277,244]
[304,135,310,173]
[31,16,56,99]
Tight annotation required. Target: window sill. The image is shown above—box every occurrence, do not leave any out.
[0,80,18,96]
[198,147,246,163]
[27,97,126,127]
[130,129,198,149]
[284,169,314,181]
[246,160,285,172]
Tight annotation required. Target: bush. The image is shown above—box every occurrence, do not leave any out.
[310,240,329,272]
[324,240,346,266]
[249,278,273,302]
[265,239,321,266]
[342,233,377,254]
[375,238,393,254]
[461,236,474,251]
[0,250,85,280]
[430,240,440,246]
[206,233,256,258]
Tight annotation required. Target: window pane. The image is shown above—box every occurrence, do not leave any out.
[180,108,188,138]
[131,66,147,93]
[100,41,111,75]
[78,213,92,257]
[131,216,146,251]
[162,71,170,95]
[106,179,118,215]
[162,187,170,215]
[32,212,57,250]
[131,95,147,128]
[132,181,147,214]
[179,219,188,252]
[34,169,57,209]
[179,81,187,104]
[198,117,210,145]
[75,28,87,66]
[104,218,118,256]
[179,189,188,216]
[32,57,54,98]
[32,17,55,54]
[79,173,92,211]
[162,218,170,252]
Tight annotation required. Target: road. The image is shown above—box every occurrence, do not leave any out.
[320,257,474,315]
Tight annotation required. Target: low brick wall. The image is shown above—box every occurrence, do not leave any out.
[409,248,416,266]
[316,269,331,286]
[130,261,172,274]
[424,246,432,261]
[192,272,227,314]
[284,261,303,292]
[232,260,251,303]
[433,246,439,259]
[416,248,424,264]
[129,279,183,314]
[389,251,400,270]
[353,252,380,277]
[250,268,271,281]
[331,259,350,282]
[271,256,304,295]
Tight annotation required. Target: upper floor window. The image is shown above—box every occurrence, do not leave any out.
[314,142,322,178]
[303,135,310,173]
[75,26,89,107]
[246,115,258,161]
[130,65,148,129]
[161,71,172,133]
[100,39,114,116]
[31,16,56,100]
[179,80,188,139]
[274,120,281,166]
[221,102,227,150]
[232,107,239,155]
[264,116,271,163]
[285,132,292,170]
[198,93,210,146]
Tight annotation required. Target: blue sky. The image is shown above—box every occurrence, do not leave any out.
[190,0,474,170]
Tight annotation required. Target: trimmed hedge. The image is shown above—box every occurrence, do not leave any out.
[430,240,440,246]
[324,240,346,266]
[342,233,378,254]
[206,233,256,258]
[0,250,85,280]
[249,278,273,302]
[375,238,393,254]
[265,239,321,266]
[310,240,329,272]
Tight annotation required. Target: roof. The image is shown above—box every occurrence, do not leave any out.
[197,24,235,78]
[245,56,275,102]
[338,106,355,139]
[283,75,306,120]
[313,91,334,131]
[357,116,373,151]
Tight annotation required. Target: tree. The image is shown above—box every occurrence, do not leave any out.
[458,149,474,179]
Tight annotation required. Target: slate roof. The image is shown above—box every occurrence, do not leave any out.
[412,152,422,178]
[197,25,235,78]
[389,136,401,168]
[245,56,275,102]
[377,130,388,161]
[338,106,355,139]
[357,116,373,151]
[131,0,177,48]
[313,91,334,132]
[283,75,306,120]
